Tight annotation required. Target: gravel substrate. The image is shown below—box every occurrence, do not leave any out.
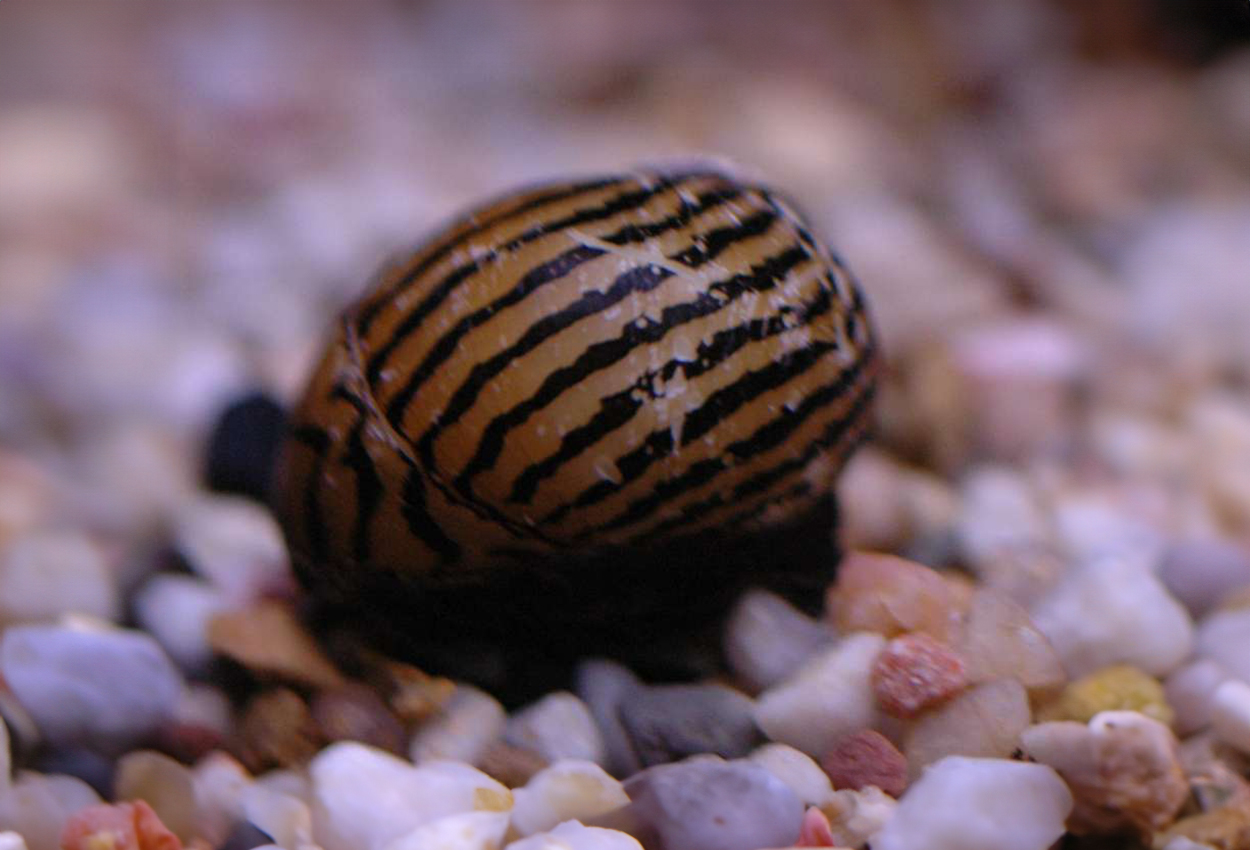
[3,2,1250,849]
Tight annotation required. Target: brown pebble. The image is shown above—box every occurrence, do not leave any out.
[237,688,322,772]
[476,738,551,788]
[1159,804,1250,849]
[207,601,346,690]
[384,660,457,724]
[153,722,227,766]
[871,633,968,719]
[311,683,406,755]
[820,730,908,798]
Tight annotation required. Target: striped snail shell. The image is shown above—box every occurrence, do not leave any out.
[273,167,878,632]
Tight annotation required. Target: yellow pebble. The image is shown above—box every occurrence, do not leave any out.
[1039,664,1174,727]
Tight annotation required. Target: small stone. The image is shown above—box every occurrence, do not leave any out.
[409,683,506,767]
[825,552,964,642]
[0,622,184,753]
[173,495,292,603]
[820,730,907,798]
[60,800,181,850]
[309,742,512,850]
[191,752,252,848]
[133,574,232,675]
[624,757,804,850]
[871,757,1071,850]
[1040,664,1174,726]
[0,772,101,850]
[505,820,642,850]
[903,678,1030,780]
[1021,711,1187,836]
[478,740,550,789]
[385,663,456,726]
[954,589,1065,696]
[237,688,322,772]
[511,760,629,837]
[871,633,968,719]
[114,751,198,844]
[723,589,834,694]
[748,744,834,809]
[574,659,643,778]
[239,783,312,850]
[0,833,27,850]
[1030,556,1194,679]
[382,810,511,850]
[1211,680,1250,754]
[29,748,114,801]
[1196,609,1250,685]
[506,692,606,767]
[207,601,345,690]
[311,684,405,755]
[820,786,896,849]
[0,530,120,625]
[1160,537,1250,617]
[754,633,885,758]
[618,683,760,767]
[204,391,287,503]
[794,806,836,848]
[1160,805,1250,850]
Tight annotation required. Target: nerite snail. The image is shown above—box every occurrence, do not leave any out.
[272,167,878,647]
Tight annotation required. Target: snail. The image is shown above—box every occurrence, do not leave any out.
[272,167,878,651]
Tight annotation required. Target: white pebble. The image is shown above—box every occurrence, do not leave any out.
[0,621,184,752]
[1030,556,1193,678]
[133,573,233,674]
[753,632,885,757]
[1195,608,1250,684]
[0,530,120,625]
[506,820,642,850]
[1211,679,1250,754]
[872,757,1072,850]
[723,589,833,694]
[0,833,28,850]
[192,751,253,847]
[381,811,510,850]
[174,494,291,603]
[506,692,606,766]
[511,760,629,837]
[746,744,833,809]
[310,742,512,850]
[824,786,897,849]
[1165,659,1230,737]
[0,772,100,850]
[242,783,314,850]
[410,684,505,767]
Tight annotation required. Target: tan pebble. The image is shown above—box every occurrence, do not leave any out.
[207,601,345,690]
[820,730,907,798]
[383,661,456,724]
[1159,805,1250,850]
[903,678,1030,781]
[237,688,322,772]
[871,633,968,719]
[825,551,965,642]
[819,786,898,849]
[1039,664,1174,726]
[955,588,1066,697]
[1021,711,1187,836]
[476,739,550,788]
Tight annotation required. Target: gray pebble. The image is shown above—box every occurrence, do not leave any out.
[623,757,803,850]
[574,659,643,778]
[620,684,761,768]
[722,589,833,694]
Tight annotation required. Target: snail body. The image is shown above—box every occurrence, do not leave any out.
[273,168,878,640]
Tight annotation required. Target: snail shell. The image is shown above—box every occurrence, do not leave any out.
[273,168,878,624]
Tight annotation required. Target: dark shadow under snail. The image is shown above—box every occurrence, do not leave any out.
[264,166,879,695]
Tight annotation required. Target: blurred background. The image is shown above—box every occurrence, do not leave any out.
[2,0,1250,525]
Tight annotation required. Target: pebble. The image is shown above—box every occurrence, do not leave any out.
[207,601,345,690]
[1021,711,1188,835]
[954,589,1065,696]
[60,800,181,850]
[173,494,292,603]
[1195,608,1250,685]
[240,783,313,849]
[0,833,26,850]
[30,747,115,801]
[505,820,642,850]
[510,760,629,837]
[1159,537,1250,617]
[132,573,233,674]
[747,744,833,809]
[1211,680,1250,754]
[821,786,896,849]
[623,757,804,850]
[1030,555,1194,678]
[723,589,834,694]
[409,683,506,768]
[825,552,964,642]
[0,621,184,753]
[1159,804,1250,850]
[114,750,199,844]
[903,678,1030,780]
[191,752,253,848]
[237,688,322,772]
[753,632,885,758]
[0,530,120,625]
[311,684,406,755]
[871,633,968,719]
[386,664,456,726]
[618,683,760,767]
[506,692,606,767]
[1040,664,1174,726]
[309,742,512,850]
[573,660,643,778]
[0,772,101,850]
[871,757,1072,850]
[477,740,550,789]
[1167,660,1232,737]
[383,810,511,850]
[819,730,907,798]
